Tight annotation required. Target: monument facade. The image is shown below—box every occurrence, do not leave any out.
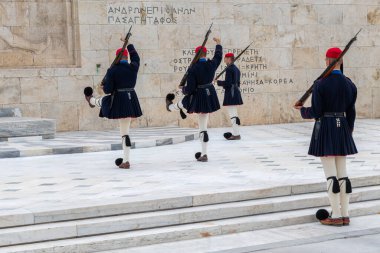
[0,0,379,131]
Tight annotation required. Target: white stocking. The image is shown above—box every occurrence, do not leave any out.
[119,118,132,162]
[320,157,342,218]
[169,98,185,112]
[227,106,240,136]
[336,156,350,217]
[90,97,103,108]
[198,114,209,156]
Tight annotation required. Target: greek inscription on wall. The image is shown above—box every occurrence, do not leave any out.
[171,49,294,95]
[107,2,197,25]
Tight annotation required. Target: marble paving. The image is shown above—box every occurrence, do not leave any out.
[0,126,198,158]
[0,119,379,215]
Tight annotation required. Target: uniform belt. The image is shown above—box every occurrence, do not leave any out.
[117,88,135,92]
[323,112,345,117]
[197,83,213,89]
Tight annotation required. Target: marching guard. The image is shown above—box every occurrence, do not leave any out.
[84,43,142,169]
[295,47,358,226]
[216,52,243,140]
[166,37,223,162]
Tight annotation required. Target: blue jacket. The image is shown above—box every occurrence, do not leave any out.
[100,44,143,119]
[183,45,223,95]
[103,44,140,93]
[301,70,357,131]
[217,64,241,88]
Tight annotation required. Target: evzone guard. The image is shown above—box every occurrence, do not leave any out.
[166,37,223,162]
[84,32,142,169]
[216,52,243,140]
[295,47,358,226]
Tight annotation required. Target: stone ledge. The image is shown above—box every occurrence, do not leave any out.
[0,108,22,118]
[0,127,198,159]
[0,117,56,139]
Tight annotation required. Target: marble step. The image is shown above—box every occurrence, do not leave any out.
[1,185,380,247]
[0,108,21,117]
[0,117,55,140]
[105,214,380,253]
[1,200,380,253]
[1,175,380,229]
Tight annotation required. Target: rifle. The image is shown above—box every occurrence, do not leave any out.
[178,23,213,88]
[95,26,133,95]
[214,42,253,81]
[294,29,362,107]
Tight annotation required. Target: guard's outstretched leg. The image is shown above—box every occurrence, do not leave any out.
[165,93,187,119]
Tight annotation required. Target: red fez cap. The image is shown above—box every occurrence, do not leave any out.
[326,47,342,59]
[116,48,128,57]
[225,53,234,58]
[195,46,207,53]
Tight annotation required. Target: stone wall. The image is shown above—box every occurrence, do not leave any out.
[1,0,379,131]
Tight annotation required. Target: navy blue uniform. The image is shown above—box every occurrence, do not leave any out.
[300,70,357,157]
[182,45,223,113]
[217,64,243,106]
[101,44,143,119]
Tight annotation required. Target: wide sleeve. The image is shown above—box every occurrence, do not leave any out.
[102,68,115,94]
[300,82,323,119]
[346,84,357,132]
[127,44,140,72]
[211,44,223,71]
[183,67,197,95]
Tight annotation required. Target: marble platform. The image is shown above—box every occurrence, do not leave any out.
[0,117,56,141]
[0,126,199,158]
[0,119,379,252]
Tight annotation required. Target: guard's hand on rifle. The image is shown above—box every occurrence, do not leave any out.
[213,37,221,45]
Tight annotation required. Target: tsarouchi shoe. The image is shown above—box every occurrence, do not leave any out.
[85,95,95,108]
[224,132,241,140]
[83,87,95,108]
[119,162,130,169]
[342,217,350,226]
[320,217,343,226]
[165,93,175,112]
[228,135,241,140]
[197,155,208,162]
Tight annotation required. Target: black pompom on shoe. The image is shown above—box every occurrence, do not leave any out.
[223,132,232,140]
[316,209,329,220]
[195,152,201,159]
[166,93,175,101]
[84,87,93,96]
[115,158,123,166]
[166,93,175,112]
[84,87,95,108]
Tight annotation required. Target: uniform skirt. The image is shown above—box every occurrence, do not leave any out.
[308,116,358,157]
[100,90,143,119]
[182,85,220,114]
[223,85,243,106]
